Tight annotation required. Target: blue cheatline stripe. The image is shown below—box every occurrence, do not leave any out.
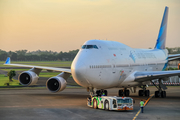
[162,62,168,71]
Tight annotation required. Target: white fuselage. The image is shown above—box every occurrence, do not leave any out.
[71,40,168,89]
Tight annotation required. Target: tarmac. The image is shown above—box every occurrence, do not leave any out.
[0,87,180,120]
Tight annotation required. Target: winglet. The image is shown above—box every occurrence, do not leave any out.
[154,6,169,49]
[5,57,11,64]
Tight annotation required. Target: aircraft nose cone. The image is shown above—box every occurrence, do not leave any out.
[71,60,87,86]
[74,61,86,77]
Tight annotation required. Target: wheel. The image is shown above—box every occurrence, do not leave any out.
[155,91,160,98]
[124,90,129,96]
[104,100,109,110]
[139,90,143,96]
[145,90,150,96]
[161,91,166,98]
[119,90,123,96]
[93,99,98,109]
[104,90,108,96]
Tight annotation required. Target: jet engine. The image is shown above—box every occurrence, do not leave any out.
[46,76,67,93]
[19,71,39,86]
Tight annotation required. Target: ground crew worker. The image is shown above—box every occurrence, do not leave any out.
[140,100,144,113]
[101,90,106,96]
[102,92,105,96]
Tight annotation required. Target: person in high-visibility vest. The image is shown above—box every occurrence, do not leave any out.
[102,92,106,96]
[140,100,144,113]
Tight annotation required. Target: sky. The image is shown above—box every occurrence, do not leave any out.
[0,0,180,52]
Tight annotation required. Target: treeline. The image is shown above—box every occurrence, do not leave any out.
[0,47,180,61]
[0,49,79,61]
[166,47,180,54]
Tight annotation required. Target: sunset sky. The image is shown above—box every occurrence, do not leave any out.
[0,0,180,52]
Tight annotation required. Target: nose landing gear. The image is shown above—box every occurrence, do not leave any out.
[87,87,108,97]
[96,89,108,96]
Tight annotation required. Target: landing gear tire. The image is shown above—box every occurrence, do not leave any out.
[124,90,130,96]
[139,90,143,96]
[104,100,109,111]
[161,91,166,98]
[118,90,123,96]
[93,99,98,109]
[155,91,160,98]
[145,90,150,97]
[151,79,167,98]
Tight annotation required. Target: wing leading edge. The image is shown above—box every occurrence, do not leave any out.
[135,70,180,82]
[4,57,71,73]
[168,54,180,61]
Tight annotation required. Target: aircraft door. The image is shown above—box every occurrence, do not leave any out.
[112,59,116,74]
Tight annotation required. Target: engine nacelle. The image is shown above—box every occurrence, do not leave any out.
[46,77,67,93]
[18,71,39,86]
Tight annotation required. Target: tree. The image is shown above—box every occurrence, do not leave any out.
[7,70,16,82]
[0,49,8,61]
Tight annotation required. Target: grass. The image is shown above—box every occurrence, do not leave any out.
[1,69,57,72]
[2,69,30,71]
[0,61,76,87]
[1,69,62,78]
[0,61,72,79]
[0,60,73,86]
[0,74,20,86]
[39,72,59,77]
[0,61,72,67]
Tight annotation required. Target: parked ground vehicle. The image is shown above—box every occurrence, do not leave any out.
[87,96,133,111]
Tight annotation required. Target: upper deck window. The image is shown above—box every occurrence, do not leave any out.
[81,45,98,49]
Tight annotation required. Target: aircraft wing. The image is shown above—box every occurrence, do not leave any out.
[134,70,180,82]
[168,54,180,61]
[4,57,71,73]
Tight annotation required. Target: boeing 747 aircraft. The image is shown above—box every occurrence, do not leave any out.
[4,6,180,98]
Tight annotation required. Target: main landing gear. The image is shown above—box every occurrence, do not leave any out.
[151,79,167,98]
[87,87,108,97]
[138,85,150,97]
[118,88,130,96]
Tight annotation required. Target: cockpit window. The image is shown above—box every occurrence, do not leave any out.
[81,45,98,49]
[82,45,86,49]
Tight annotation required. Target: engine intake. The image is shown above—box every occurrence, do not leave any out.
[46,77,67,93]
[19,71,39,86]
